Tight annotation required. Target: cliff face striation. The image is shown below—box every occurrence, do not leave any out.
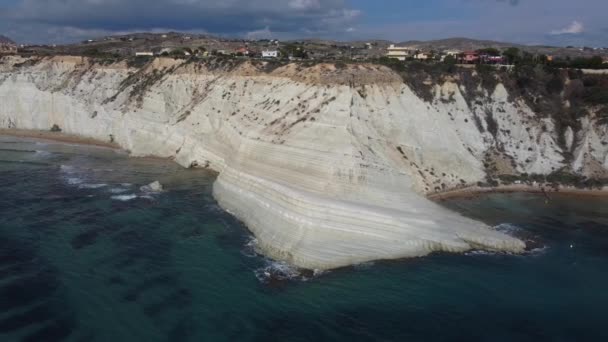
[1,55,607,270]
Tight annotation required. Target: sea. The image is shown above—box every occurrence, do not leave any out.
[1,135,607,342]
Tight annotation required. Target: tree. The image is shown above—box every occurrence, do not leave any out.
[293,49,308,59]
[502,47,520,65]
[537,54,549,64]
[589,56,605,68]
[478,48,500,56]
[444,55,457,65]
[521,51,534,65]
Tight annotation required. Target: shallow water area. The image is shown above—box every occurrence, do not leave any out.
[1,135,608,341]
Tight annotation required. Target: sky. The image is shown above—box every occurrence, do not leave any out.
[0,0,605,46]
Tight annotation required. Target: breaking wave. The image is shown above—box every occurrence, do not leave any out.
[66,177,84,185]
[111,194,138,202]
[253,258,327,284]
[241,236,259,258]
[254,260,304,284]
[78,183,108,189]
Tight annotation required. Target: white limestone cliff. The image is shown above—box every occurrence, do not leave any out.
[1,55,605,270]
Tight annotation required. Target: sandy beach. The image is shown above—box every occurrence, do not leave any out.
[429,184,608,201]
[0,128,120,150]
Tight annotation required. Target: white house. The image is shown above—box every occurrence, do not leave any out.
[440,50,462,61]
[445,50,461,56]
[414,52,431,60]
[386,44,414,61]
[135,52,154,57]
[262,50,279,58]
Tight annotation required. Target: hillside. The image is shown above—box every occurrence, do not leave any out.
[400,37,607,57]
[400,37,519,50]
[0,35,17,54]
[18,33,608,59]
[0,35,15,44]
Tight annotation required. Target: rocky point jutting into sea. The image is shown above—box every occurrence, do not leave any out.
[1,55,607,270]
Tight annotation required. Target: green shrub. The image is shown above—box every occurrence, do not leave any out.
[476,64,498,94]
[126,56,152,69]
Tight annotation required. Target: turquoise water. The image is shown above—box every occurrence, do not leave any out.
[1,136,608,342]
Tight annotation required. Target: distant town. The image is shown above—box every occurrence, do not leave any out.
[2,32,608,69]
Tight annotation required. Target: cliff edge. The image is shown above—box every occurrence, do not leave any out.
[2,55,606,269]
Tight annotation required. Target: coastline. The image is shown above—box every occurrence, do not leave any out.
[429,184,608,201]
[0,128,120,150]
[3,129,607,202]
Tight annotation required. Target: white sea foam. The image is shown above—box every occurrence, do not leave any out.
[78,183,108,189]
[60,164,75,172]
[254,260,302,283]
[66,177,83,185]
[241,236,259,258]
[253,259,328,283]
[111,194,138,201]
[494,223,523,235]
[493,223,548,256]
[60,165,83,185]
[108,187,128,194]
[525,246,549,256]
[465,250,500,256]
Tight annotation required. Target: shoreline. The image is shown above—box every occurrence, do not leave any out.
[0,128,120,150]
[429,184,608,201]
[3,129,607,201]
[0,128,219,172]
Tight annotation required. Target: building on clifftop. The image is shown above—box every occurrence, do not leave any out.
[386,44,414,61]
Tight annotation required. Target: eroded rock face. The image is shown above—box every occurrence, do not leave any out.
[1,56,605,269]
[141,181,163,193]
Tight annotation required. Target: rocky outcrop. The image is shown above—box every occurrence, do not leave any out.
[141,181,163,193]
[1,55,605,269]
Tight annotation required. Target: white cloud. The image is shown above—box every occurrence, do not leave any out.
[288,0,321,10]
[550,20,584,35]
[0,0,360,43]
